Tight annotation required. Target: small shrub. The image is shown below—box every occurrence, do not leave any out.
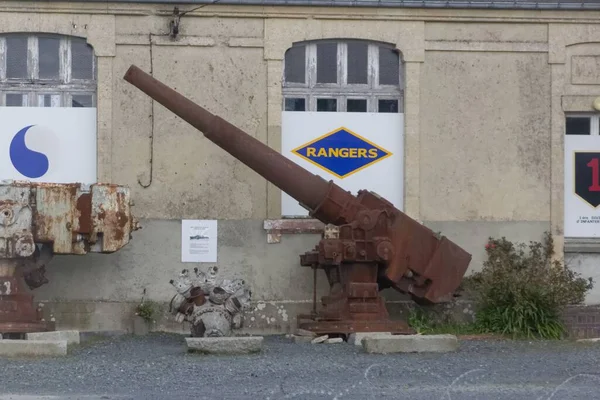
[464,232,594,339]
[135,301,158,323]
[407,307,434,334]
[407,307,480,336]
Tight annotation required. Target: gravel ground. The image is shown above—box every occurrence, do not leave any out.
[0,333,600,400]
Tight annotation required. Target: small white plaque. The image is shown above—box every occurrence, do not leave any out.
[181,220,217,262]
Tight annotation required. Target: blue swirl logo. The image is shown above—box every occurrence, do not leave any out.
[9,125,50,179]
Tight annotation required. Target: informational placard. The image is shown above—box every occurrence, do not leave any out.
[181,220,218,262]
[0,106,97,184]
[564,135,600,237]
[281,111,404,216]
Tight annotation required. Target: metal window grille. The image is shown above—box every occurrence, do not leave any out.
[282,39,404,113]
[0,33,97,108]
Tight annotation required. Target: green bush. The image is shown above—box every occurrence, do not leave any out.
[135,301,158,323]
[407,307,480,336]
[463,232,594,339]
[407,307,434,334]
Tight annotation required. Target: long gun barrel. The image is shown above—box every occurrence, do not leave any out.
[123,65,472,332]
[123,65,334,216]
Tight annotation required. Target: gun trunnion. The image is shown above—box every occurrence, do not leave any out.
[123,65,472,335]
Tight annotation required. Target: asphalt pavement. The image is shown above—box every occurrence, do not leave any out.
[1,332,600,400]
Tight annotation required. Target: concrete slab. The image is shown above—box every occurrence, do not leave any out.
[186,336,263,355]
[26,330,80,346]
[325,338,343,344]
[577,337,600,343]
[362,334,459,354]
[311,335,328,344]
[293,335,313,344]
[0,340,67,357]
[348,332,391,346]
[295,328,317,337]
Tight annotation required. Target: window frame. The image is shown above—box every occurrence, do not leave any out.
[565,113,600,136]
[0,33,97,108]
[282,39,403,113]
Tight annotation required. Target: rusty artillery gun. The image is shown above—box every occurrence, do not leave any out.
[123,65,472,336]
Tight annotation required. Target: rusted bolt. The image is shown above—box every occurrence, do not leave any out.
[0,207,14,225]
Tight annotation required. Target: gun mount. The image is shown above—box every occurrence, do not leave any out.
[123,65,472,336]
[0,181,139,336]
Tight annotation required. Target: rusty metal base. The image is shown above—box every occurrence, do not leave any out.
[0,276,54,335]
[0,321,55,334]
[297,314,415,336]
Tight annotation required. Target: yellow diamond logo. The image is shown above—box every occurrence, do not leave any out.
[291,127,392,179]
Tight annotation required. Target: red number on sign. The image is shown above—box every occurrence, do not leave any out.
[588,158,600,192]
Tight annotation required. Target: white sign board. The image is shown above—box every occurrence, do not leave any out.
[0,107,97,184]
[564,135,600,237]
[181,219,218,262]
[281,111,404,216]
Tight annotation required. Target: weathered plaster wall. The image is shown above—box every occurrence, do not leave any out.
[1,1,600,332]
[35,219,330,333]
[111,15,268,219]
[425,22,549,43]
[564,252,600,305]
[420,51,551,222]
[416,21,554,275]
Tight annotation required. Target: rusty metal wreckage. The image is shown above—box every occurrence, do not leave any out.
[0,182,139,336]
[123,65,473,336]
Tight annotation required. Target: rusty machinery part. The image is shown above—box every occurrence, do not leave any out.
[0,181,140,335]
[123,65,472,335]
[21,244,53,290]
[169,267,251,337]
[0,259,55,335]
[0,181,140,257]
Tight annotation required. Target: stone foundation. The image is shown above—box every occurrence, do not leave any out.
[561,305,600,339]
[32,299,600,339]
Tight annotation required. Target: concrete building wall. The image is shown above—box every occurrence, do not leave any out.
[419,22,554,272]
[1,1,600,333]
[420,50,551,222]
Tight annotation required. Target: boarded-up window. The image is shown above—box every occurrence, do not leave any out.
[283,39,403,113]
[0,33,96,107]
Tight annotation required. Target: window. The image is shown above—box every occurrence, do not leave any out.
[282,39,403,113]
[565,114,600,135]
[0,33,96,107]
